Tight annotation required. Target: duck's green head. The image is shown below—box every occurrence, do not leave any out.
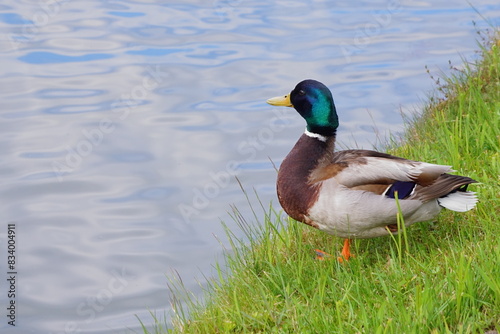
[267,79,338,137]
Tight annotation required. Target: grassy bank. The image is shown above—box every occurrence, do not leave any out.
[159,33,499,333]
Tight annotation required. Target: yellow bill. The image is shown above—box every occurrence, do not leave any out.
[266,94,293,107]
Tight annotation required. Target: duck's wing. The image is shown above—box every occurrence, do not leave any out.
[310,150,477,210]
[310,150,452,189]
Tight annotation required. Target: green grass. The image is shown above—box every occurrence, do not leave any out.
[151,32,499,334]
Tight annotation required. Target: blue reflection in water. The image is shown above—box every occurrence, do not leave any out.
[37,89,106,99]
[0,12,33,25]
[18,52,114,64]
[43,103,110,114]
[107,11,145,18]
[126,48,193,56]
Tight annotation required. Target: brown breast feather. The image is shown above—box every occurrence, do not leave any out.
[277,134,331,227]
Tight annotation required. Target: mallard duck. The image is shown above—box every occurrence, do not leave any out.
[267,79,478,261]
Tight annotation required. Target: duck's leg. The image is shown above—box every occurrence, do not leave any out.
[338,238,353,262]
[315,239,354,262]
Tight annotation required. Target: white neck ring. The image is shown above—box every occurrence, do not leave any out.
[304,128,327,142]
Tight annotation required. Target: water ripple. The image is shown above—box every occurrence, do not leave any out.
[43,103,109,114]
[126,47,193,56]
[37,88,105,99]
[107,11,145,18]
[18,51,114,64]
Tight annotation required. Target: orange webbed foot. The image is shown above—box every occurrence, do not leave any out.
[337,239,355,263]
[314,249,333,260]
[315,239,355,263]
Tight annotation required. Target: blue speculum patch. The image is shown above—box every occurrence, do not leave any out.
[385,181,416,199]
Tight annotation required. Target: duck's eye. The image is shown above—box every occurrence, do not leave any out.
[298,90,306,96]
